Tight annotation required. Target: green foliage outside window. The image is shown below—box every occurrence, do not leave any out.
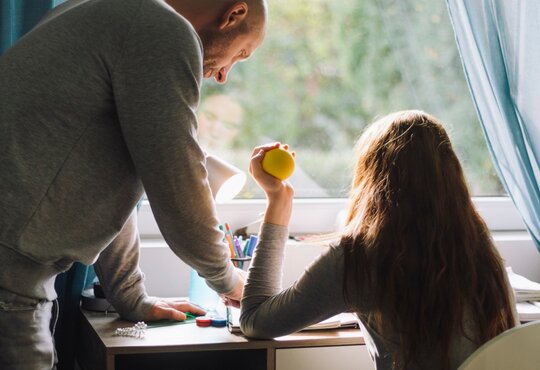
[199,0,504,198]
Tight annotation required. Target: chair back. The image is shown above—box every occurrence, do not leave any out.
[458,321,540,370]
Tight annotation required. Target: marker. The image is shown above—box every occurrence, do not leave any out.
[224,223,235,241]
[246,235,258,256]
[237,236,244,256]
[233,236,244,258]
[224,223,238,259]
[220,224,236,258]
[226,234,236,257]
[242,238,250,257]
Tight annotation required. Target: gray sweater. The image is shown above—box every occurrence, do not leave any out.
[241,223,517,370]
[0,0,237,320]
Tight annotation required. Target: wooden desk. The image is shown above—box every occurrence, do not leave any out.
[77,310,367,370]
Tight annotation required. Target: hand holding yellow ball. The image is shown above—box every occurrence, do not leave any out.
[261,146,295,180]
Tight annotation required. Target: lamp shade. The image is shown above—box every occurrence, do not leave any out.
[206,154,246,203]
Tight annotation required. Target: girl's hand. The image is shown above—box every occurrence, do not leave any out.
[249,142,294,226]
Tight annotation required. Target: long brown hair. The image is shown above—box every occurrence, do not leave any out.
[342,111,515,369]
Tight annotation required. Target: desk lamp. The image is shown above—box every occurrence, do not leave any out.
[206,154,246,203]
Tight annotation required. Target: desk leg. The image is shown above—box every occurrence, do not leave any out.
[77,310,109,370]
[106,354,115,370]
[267,348,275,370]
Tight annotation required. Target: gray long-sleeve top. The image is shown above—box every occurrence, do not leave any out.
[0,0,238,320]
[241,223,517,370]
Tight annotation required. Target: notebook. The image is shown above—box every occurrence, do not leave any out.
[226,307,359,334]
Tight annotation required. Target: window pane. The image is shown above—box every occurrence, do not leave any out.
[198,0,504,198]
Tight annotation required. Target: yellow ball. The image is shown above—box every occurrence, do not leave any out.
[262,147,295,180]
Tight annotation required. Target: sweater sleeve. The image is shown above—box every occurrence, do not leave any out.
[240,223,349,338]
[110,2,237,293]
[93,209,157,321]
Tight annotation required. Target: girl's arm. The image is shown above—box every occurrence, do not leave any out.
[240,144,349,338]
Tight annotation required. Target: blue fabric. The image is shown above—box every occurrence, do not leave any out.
[447,0,540,252]
[54,263,89,370]
[1,0,65,55]
[1,1,82,368]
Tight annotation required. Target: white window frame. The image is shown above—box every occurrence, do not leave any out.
[138,196,527,239]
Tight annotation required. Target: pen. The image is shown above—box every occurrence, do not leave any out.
[233,236,244,258]
[243,238,250,257]
[224,223,236,257]
[246,235,258,256]
[220,224,236,259]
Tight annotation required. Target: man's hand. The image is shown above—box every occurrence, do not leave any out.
[144,298,206,321]
[220,268,246,308]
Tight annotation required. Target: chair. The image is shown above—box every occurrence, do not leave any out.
[458,321,540,370]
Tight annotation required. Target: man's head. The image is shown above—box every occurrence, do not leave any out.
[167,0,268,84]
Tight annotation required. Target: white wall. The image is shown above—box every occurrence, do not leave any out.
[139,232,540,297]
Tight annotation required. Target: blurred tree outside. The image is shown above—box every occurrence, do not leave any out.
[198,0,504,198]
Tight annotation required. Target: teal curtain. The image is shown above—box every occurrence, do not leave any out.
[54,263,95,370]
[1,0,65,54]
[446,0,540,253]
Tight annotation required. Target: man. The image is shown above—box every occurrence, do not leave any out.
[0,0,267,368]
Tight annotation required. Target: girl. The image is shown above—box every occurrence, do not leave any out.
[240,110,517,370]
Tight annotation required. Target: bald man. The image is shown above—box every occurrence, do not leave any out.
[0,0,267,368]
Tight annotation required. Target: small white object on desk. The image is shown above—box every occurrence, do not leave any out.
[113,321,148,339]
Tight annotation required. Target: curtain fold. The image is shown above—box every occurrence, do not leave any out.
[446,0,540,252]
[1,0,64,54]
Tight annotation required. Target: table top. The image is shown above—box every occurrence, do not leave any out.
[81,310,365,355]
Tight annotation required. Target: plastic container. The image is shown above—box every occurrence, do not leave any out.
[188,257,252,312]
[188,269,220,311]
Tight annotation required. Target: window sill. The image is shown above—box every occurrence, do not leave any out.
[138,197,527,238]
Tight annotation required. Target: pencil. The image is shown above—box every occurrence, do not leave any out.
[220,224,236,258]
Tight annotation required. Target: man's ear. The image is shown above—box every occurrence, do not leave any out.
[219,2,248,30]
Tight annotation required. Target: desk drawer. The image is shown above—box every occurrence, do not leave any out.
[276,345,372,370]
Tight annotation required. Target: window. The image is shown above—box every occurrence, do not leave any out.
[140,0,526,237]
[197,0,504,198]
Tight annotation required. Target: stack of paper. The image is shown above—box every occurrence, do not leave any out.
[506,267,540,302]
[226,307,359,334]
[506,267,540,322]
[516,302,540,322]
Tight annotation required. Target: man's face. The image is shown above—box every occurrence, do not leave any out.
[199,24,265,84]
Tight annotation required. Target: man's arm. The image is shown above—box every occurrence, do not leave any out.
[93,209,156,321]
[111,1,240,296]
[94,208,206,321]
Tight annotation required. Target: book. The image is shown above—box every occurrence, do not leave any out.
[226,307,359,334]
[300,313,360,331]
[516,302,540,322]
[506,267,540,302]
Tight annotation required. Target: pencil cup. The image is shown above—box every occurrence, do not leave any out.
[188,269,220,312]
[231,257,252,271]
